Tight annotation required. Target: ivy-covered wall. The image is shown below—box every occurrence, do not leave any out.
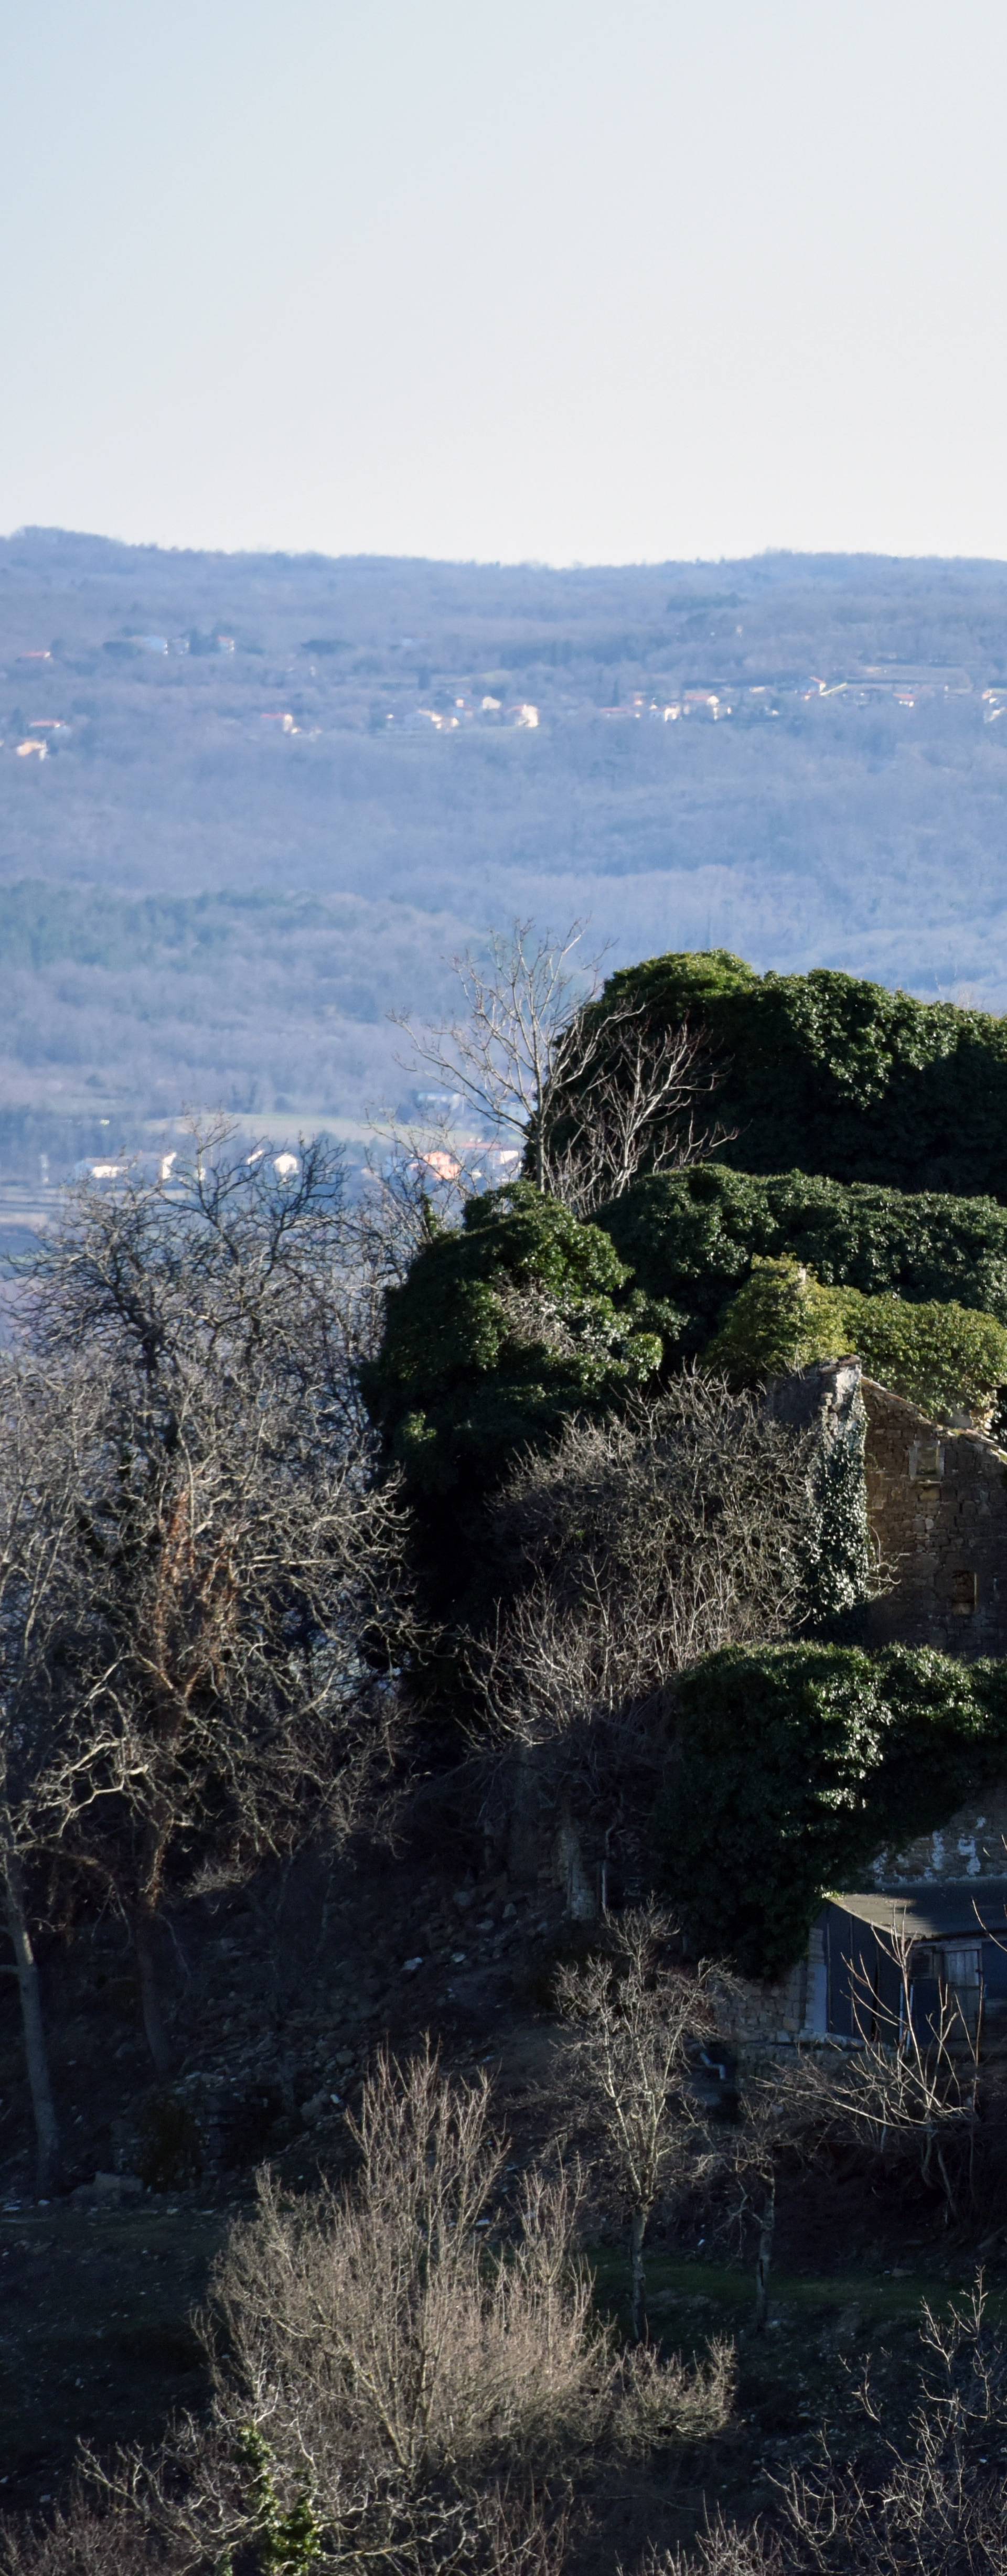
[367,1169,1007,1622]
[659,1642,1007,1976]
[706,1257,1007,1423]
[562,951,1007,1198]
[862,1379,1007,1662]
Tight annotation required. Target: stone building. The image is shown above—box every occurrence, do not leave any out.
[539,1351,1007,2045]
[748,1360,1007,2044]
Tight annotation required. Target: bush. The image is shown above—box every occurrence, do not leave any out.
[705,1255,1007,1422]
[596,1161,1007,1352]
[704,1257,850,1384]
[848,1287,1007,1420]
[658,1643,1007,1977]
[558,950,1007,1198]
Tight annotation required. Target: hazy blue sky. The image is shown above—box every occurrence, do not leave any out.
[4,0,1007,564]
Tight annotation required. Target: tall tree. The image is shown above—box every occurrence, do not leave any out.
[6,1131,415,2105]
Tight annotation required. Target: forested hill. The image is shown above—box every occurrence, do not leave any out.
[2,528,1007,1177]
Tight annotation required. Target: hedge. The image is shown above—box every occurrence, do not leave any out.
[596,1162,1007,1354]
[706,1256,1007,1422]
[658,1643,1007,1977]
[552,951,1007,1199]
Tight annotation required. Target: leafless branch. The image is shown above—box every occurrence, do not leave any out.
[389,921,733,1219]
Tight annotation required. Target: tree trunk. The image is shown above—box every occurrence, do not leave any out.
[3,1849,60,2196]
[630,2203,648,2345]
[555,1810,597,1922]
[753,2175,776,2334]
[133,1901,173,2079]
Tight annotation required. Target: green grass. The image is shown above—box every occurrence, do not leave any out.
[587,2246,1004,2338]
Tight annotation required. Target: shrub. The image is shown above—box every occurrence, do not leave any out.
[704,1257,850,1383]
[555,950,1007,1198]
[848,1287,1007,1420]
[658,1643,1007,1977]
[647,2280,1007,2576]
[705,1255,1007,1422]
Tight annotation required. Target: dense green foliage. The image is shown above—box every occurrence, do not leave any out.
[704,1258,851,1384]
[706,1256,1007,1421]
[570,952,1007,1198]
[659,1644,1007,1976]
[372,1162,1007,1549]
[597,1161,1007,1350]
[362,1184,670,1604]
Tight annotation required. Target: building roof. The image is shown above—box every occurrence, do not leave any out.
[829,1881,1007,1941]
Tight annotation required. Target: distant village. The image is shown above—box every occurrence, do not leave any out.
[2,631,1004,761]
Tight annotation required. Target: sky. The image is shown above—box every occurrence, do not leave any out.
[4,0,1007,566]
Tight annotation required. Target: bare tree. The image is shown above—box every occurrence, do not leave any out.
[472,1374,819,1882]
[41,1358,412,2079]
[0,1357,112,2191]
[556,1909,724,2344]
[391,921,732,1219]
[714,2062,819,2338]
[6,1133,417,2086]
[25,1118,373,1434]
[545,1012,734,1217]
[791,1916,982,2228]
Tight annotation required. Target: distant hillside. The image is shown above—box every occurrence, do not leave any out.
[2,529,1006,1178]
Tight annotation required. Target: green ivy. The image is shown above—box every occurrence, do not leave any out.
[362,1182,671,1613]
[705,1256,1007,1421]
[234,2427,322,2572]
[596,1162,1007,1354]
[705,1258,850,1383]
[558,951,1007,1198]
[847,1289,1007,1420]
[657,1644,1007,1978]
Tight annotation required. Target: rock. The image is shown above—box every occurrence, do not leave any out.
[402,1957,423,1974]
[299,2092,329,2124]
[71,2171,144,2207]
[453,1890,475,1913]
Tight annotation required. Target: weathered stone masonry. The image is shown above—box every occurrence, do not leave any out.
[862,1376,1007,1661]
[856,1372,1007,1892]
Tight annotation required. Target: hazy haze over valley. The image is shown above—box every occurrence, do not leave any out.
[2,525,1006,1180]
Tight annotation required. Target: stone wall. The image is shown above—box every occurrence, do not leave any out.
[862,1376,1007,1661]
[726,1925,828,2048]
[868,1789,1007,1886]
